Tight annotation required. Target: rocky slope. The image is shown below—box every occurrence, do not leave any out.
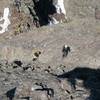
[0,0,100,100]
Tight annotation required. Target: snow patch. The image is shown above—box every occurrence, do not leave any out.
[55,0,66,15]
[49,0,66,25]
[0,7,11,34]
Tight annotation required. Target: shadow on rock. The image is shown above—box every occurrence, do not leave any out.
[32,0,56,26]
[5,87,16,100]
[57,67,100,100]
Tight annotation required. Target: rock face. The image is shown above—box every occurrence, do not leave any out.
[48,0,67,25]
[11,0,37,34]
[0,0,100,34]
[0,0,67,34]
[0,0,100,100]
[0,61,100,100]
[14,0,67,26]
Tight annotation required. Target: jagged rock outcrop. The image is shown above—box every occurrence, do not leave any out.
[10,0,67,34]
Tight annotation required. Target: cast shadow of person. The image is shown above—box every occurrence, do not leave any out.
[32,0,56,26]
[57,67,100,100]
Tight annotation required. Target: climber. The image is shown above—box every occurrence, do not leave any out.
[62,45,71,57]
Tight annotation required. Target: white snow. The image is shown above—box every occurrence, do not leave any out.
[0,7,11,34]
[49,17,59,25]
[49,0,66,25]
[55,0,66,15]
